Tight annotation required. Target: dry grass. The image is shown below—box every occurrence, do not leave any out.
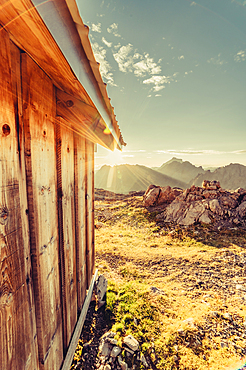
[94,195,246,369]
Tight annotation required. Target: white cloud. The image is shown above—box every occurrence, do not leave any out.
[123,149,146,153]
[102,37,112,47]
[154,149,246,156]
[190,2,196,5]
[155,94,162,97]
[91,42,117,86]
[178,55,184,60]
[113,45,162,80]
[143,75,172,91]
[113,44,134,72]
[234,50,246,62]
[91,23,102,33]
[207,53,227,65]
[114,43,121,49]
[107,23,121,37]
[133,54,162,77]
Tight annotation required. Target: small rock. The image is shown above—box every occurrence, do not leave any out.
[236,284,246,291]
[102,332,116,340]
[95,222,105,229]
[108,338,118,345]
[111,346,121,357]
[183,318,195,327]
[96,275,108,301]
[223,313,232,320]
[140,353,148,367]
[125,347,134,355]
[98,301,106,309]
[209,311,219,318]
[150,286,166,295]
[220,341,228,348]
[123,335,139,352]
[99,341,112,357]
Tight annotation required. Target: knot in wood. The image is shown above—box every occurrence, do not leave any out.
[0,206,9,225]
[2,124,11,136]
[66,100,74,107]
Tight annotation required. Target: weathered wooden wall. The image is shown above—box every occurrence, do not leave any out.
[0,30,95,370]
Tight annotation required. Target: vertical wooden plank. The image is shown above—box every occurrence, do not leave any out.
[0,31,38,370]
[74,134,87,312]
[21,54,63,369]
[59,123,77,349]
[85,140,95,287]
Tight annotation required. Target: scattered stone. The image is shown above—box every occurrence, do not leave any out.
[99,341,112,357]
[150,286,166,295]
[123,335,139,352]
[183,318,195,327]
[95,222,105,229]
[96,275,108,302]
[221,341,229,348]
[118,357,128,370]
[111,346,121,357]
[140,353,148,367]
[223,313,232,320]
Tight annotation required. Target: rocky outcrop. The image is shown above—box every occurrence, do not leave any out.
[144,181,246,228]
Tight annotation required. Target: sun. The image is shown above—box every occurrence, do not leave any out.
[106,149,124,166]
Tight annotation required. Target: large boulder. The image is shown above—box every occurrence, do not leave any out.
[145,182,246,228]
[143,185,182,208]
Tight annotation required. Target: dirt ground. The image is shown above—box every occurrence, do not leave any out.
[71,190,246,370]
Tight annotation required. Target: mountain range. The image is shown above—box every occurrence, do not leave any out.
[95,158,246,193]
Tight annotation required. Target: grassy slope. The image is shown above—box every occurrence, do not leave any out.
[95,195,246,370]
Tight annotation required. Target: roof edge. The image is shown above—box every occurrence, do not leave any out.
[64,0,126,148]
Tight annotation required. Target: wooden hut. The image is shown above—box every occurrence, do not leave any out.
[0,0,124,369]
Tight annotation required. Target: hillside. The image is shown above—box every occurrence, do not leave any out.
[72,190,246,370]
[157,157,204,184]
[95,164,187,193]
[191,163,246,190]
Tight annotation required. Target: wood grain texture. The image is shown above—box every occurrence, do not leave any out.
[22,54,63,370]
[0,0,91,105]
[0,30,38,370]
[74,134,87,312]
[85,140,95,287]
[59,124,77,349]
[56,89,115,150]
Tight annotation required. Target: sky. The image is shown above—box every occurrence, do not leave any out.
[77,0,246,170]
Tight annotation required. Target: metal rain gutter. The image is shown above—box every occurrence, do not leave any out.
[32,0,121,149]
